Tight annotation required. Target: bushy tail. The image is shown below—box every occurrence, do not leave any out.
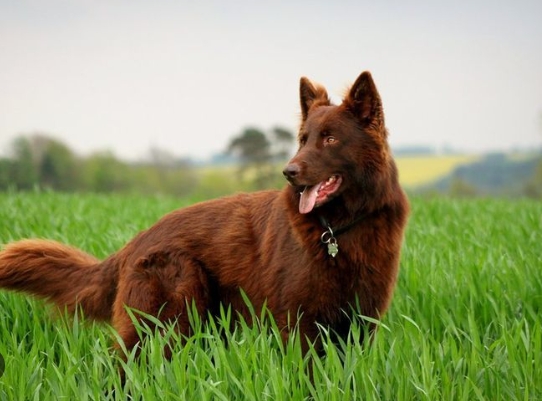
[0,239,118,321]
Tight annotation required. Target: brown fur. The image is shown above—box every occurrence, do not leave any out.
[0,71,409,355]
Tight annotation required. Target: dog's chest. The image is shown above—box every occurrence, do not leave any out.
[305,258,361,308]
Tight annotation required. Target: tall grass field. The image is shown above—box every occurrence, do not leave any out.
[0,191,540,400]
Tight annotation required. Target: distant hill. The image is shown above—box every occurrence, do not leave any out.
[420,153,542,196]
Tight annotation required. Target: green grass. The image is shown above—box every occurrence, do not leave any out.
[0,191,541,400]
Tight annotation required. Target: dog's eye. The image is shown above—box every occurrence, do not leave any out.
[324,136,337,145]
[299,135,308,146]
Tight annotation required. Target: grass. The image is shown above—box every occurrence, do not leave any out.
[0,191,541,400]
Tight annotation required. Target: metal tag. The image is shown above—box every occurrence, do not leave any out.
[321,226,339,258]
[327,241,339,258]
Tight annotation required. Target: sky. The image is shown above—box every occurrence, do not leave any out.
[1,0,541,161]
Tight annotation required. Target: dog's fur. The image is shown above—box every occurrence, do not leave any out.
[0,71,409,354]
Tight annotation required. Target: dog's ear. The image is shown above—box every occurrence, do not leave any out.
[344,71,384,126]
[300,77,330,121]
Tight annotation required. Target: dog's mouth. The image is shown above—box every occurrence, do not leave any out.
[298,175,342,214]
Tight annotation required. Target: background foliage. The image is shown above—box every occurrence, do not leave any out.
[2,132,542,199]
[0,129,295,197]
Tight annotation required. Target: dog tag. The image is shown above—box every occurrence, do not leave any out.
[327,240,339,258]
[321,226,339,258]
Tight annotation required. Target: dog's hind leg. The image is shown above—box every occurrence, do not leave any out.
[112,251,212,358]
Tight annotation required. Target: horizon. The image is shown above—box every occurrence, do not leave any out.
[3,130,540,166]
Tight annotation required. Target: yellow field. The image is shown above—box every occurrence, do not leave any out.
[396,155,479,187]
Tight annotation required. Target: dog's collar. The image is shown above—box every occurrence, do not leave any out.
[318,214,366,237]
[317,214,367,258]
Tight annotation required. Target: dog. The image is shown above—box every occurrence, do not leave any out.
[0,71,409,356]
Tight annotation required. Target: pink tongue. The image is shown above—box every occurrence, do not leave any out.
[299,184,321,214]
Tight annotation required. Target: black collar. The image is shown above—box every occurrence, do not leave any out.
[317,213,367,237]
[317,213,368,258]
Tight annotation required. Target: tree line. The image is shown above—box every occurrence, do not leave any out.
[0,134,198,196]
[0,127,295,196]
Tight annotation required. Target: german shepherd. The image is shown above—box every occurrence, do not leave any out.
[0,71,409,355]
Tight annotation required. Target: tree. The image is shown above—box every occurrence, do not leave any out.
[81,151,132,193]
[1,134,80,191]
[226,126,296,189]
[227,127,273,188]
[271,126,295,161]
[37,137,79,190]
[10,136,39,190]
[228,127,271,164]
[0,158,14,190]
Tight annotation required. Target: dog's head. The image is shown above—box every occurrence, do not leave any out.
[283,71,392,215]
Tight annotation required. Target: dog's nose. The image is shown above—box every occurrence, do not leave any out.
[282,163,300,179]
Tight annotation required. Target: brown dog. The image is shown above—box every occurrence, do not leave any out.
[0,71,409,355]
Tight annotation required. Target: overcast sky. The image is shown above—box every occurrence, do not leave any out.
[1,0,541,161]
